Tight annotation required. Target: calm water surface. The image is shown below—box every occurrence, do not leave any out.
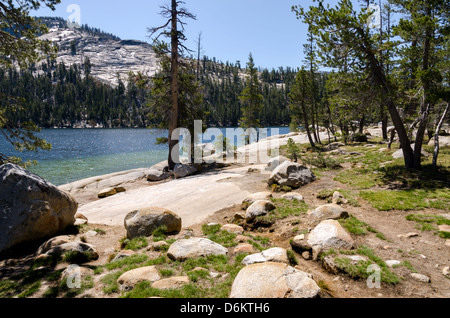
[0,127,290,186]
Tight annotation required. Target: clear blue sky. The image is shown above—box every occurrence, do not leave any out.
[32,0,340,70]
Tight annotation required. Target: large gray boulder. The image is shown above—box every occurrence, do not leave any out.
[0,164,78,255]
[230,262,321,298]
[124,207,182,239]
[268,161,316,188]
[167,237,228,261]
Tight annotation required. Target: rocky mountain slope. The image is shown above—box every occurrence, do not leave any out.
[38,18,159,87]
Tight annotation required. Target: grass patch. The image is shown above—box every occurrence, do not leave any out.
[392,261,417,273]
[406,214,450,238]
[360,189,450,211]
[255,198,309,225]
[120,237,149,251]
[339,216,387,240]
[202,224,237,248]
[317,189,360,207]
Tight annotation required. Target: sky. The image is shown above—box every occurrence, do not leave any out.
[32,0,332,70]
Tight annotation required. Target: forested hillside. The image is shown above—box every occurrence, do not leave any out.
[0,17,295,129]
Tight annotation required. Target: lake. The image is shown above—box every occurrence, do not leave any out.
[1,127,290,186]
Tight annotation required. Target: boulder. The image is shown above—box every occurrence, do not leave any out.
[241,247,289,265]
[233,243,255,254]
[117,266,161,291]
[230,262,321,298]
[0,164,77,255]
[393,145,430,159]
[428,136,450,147]
[124,207,182,239]
[332,191,348,205]
[146,168,170,182]
[60,266,94,284]
[167,237,228,261]
[307,220,355,257]
[326,142,345,152]
[241,192,273,210]
[281,193,304,202]
[36,235,73,255]
[245,200,276,221]
[151,276,190,290]
[44,242,99,263]
[173,164,197,179]
[266,156,290,172]
[268,161,316,189]
[111,250,135,262]
[290,234,312,253]
[306,204,349,225]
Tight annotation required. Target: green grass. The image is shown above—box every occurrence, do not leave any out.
[392,261,417,273]
[406,214,450,238]
[339,216,387,240]
[254,198,309,225]
[120,237,149,251]
[202,224,238,248]
[360,189,450,211]
[316,189,361,207]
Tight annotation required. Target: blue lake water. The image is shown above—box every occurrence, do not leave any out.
[1,127,290,186]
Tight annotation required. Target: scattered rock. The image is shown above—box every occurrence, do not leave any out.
[85,230,98,237]
[322,256,339,274]
[36,235,73,255]
[290,234,312,253]
[233,243,255,254]
[117,266,161,291]
[386,260,401,267]
[0,163,77,255]
[306,204,349,226]
[146,168,170,182]
[230,262,321,298]
[266,155,290,172]
[332,191,348,205]
[307,220,355,258]
[124,207,182,239]
[111,250,135,262]
[241,192,273,210]
[245,200,276,221]
[438,224,450,233]
[167,237,228,261]
[98,187,117,198]
[410,273,431,283]
[397,233,419,239]
[235,235,250,243]
[147,241,170,252]
[268,161,316,189]
[221,224,244,235]
[60,266,94,284]
[281,192,304,202]
[242,247,289,265]
[326,142,345,152]
[173,164,197,179]
[443,266,449,277]
[44,242,99,263]
[301,251,311,260]
[74,218,88,226]
[151,276,190,290]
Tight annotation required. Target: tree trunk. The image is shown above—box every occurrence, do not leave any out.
[301,101,315,148]
[168,0,179,170]
[433,103,449,169]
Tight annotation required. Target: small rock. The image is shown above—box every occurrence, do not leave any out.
[85,230,98,237]
[221,224,244,234]
[74,213,88,221]
[44,242,99,263]
[98,187,116,198]
[410,273,430,283]
[398,233,419,239]
[173,164,197,179]
[60,266,94,284]
[281,193,304,202]
[446,240,450,247]
[290,235,311,253]
[167,237,228,261]
[325,142,345,152]
[443,266,449,277]
[438,224,450,233]
[386,260,401,267]
[112,250,135,262]
[268,161,316,189]
[233,243,255,254]
[74,218,88,226]
[151,276,190,290]
[301,251,311,260]
[306,204,349,225]
[242,247,288,265]
[322,256,339,274]
[245,200,276,221]
[235,235,250,243]
[146,168,170,182]
[241,192,273,210]
[147,241,169,251]
[332,191,348,205]
[117,266,161,291]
